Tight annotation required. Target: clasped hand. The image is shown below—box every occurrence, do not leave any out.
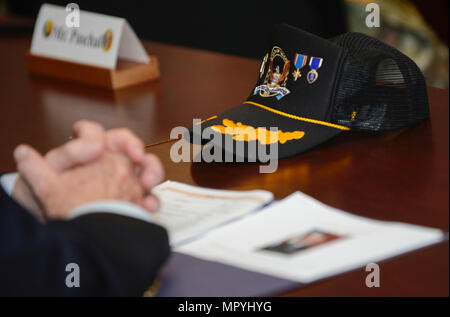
[12,120,164,221]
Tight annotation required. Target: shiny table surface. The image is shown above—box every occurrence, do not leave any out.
[0,35,448,296]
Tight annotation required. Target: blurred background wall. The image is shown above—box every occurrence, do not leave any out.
[2,0,348,58]
[0,0,448,88]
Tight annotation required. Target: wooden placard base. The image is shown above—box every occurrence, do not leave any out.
[26,52,160,90]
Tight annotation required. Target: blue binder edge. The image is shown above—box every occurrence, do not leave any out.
[157,252,301,297]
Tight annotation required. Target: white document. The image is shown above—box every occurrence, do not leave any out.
[177,192,445,283]
[152,181,273,246]
[31,3,149,69]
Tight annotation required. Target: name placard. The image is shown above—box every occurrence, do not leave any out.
[31,3,149,69]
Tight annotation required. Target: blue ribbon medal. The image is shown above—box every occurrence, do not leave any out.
[292,54,307,81]
[307,57,323,84]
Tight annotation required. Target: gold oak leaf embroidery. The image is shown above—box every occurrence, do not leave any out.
[210,119,305,145]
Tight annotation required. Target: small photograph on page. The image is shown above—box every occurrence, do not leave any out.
[259,230,346,255]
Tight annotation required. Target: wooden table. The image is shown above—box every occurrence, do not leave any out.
[0,35,448,296]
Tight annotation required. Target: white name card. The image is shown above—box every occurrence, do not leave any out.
[31,3,149,69]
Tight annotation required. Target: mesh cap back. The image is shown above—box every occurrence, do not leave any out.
[330,32,429,131]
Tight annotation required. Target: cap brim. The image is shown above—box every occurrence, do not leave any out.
[187,103,343,160]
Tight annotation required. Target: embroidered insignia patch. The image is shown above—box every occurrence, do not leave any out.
[254,46,291,100]
[210,119,305,145]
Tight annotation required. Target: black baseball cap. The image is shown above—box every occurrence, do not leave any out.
[187,24,429,160]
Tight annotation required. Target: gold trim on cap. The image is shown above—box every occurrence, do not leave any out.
[243,101,350,131]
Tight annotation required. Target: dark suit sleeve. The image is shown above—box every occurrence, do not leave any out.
[0,181,170,296]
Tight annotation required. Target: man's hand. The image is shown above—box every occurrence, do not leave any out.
[11,121,164,220]
[12,121,106,219]
[15,147,146,219]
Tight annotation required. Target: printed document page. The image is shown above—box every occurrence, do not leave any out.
[177,192,445,283]
[152,181,273,246]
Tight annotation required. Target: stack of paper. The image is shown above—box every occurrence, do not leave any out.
[154,182,444,283]
[152,181,273,245]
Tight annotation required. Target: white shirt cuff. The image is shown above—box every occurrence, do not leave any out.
[1,173,154,224]
[0,173,19,196]
[68,200,155,223]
